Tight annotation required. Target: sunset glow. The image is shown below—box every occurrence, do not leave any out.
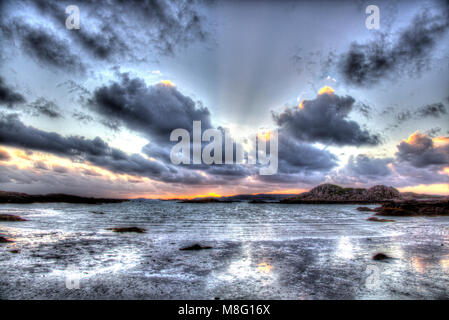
[398,184,449,196]
[318,85,335,95]
[257,262,273,273]
[160,80,175,87]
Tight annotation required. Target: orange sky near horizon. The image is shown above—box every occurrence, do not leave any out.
[1,142,448,198]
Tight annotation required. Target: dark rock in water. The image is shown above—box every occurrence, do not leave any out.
[0,214,27,221]
[179,244,213,251]
[374,200,449,216]
[281,184,401,204]
[367,217,395,222]
[9,249,20,253]
[90,211,105,215]
[106,227,146,233]
[357,207,375,212]
[214,297,220,300]
[0,236,13,243]
[373,253,391,260]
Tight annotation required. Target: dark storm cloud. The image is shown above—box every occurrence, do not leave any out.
[0,113,209,184]
[277,134,337,172]
[89,73,212,143]
[256,133,338,184]
[396,132,449,168]
[0,148,10,161]
[346,154,393,177]
[18,0,209,61]
[338,3,449,86]
[27,97,63,118]
[1,21,85,72]
[273,92,380,146]
[416,103,447,118]
[0,76,26,108]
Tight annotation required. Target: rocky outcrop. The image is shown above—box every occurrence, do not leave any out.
[281,184,401,204]
[0,214,27,221]
[357,207,375,212]
[374,200,449,216]
[179,244,213,251]
[106,227,146,233]
[367,216,395,222]
[0,236,13,243]
[373,253,391,260]
[90,211,105,215]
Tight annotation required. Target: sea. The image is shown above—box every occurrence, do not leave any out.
[1,200,448,299]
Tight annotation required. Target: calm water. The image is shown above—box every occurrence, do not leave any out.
[1,201,448,299]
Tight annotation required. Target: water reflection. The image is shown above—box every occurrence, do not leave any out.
[440,257,449,273]
[257,262,273,274]
[335,236,354,260]
[214,244,275,286]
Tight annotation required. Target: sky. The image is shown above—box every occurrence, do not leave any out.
[0,0,448,198]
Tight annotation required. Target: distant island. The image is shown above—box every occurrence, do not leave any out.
[0,191,126,204]
[179,184,446,204]
[278,184,439,204]
[0,183,447,207]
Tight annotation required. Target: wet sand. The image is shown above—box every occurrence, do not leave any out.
[0,202,448,299]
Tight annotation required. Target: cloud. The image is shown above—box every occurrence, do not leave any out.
[0,148,10,161]
[5,0,209,64]
[0,113,255,185]
[0,76,26,108]
[354,102,372,119]
[27,97,63,118]
[1,21,85,72]
[395,110,412,123]
[0,113,208,184]
[273,91,380,146]
[89,73,212,143]
[52,165,69,174]
[257,132,338,184]
[34,160,48,170]
[72,110,94,124]
[386,101,448,130]
[416,102,447,118]
[338,3,449,86]
[396,132,449,168]
[345,154,393,178]
[331,130,449,188]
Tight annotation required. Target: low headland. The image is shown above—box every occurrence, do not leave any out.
[0,190,126,204]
